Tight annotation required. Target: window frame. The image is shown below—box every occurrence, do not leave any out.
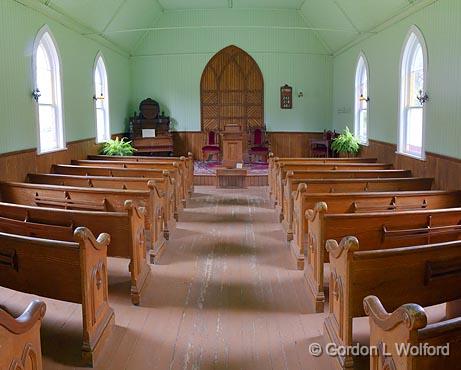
[398,25,428,161]
[354,51,370,146]
[93,52,111,144]
[32,25,66,155]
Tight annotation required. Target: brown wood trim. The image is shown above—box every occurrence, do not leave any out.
[367,139,396,149]
[0,133,128,159]
[368,139,461,164]
[267,131,324,134]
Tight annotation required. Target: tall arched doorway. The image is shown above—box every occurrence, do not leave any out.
[200,45,264,132]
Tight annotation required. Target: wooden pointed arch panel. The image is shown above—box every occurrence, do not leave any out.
[201,45,264,132]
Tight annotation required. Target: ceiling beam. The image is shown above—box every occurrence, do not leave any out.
[297,9,333,55]
[101,0,128,34]
[334,0,440,56]
[13,0,130,57]
[333,0,360,34]
[84,24,372,36]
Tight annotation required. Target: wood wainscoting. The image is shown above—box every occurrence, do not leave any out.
[361,139,461,190]
[173,131,324,160]
[0,138,101,182]
[267,132,324,158]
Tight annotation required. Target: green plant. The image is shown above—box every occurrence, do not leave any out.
[100,137,136,156]
[331,127,360,155]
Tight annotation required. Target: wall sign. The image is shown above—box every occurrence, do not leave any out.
[280,84,293,109]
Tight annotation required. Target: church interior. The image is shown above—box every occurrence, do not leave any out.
[2,1,461,369]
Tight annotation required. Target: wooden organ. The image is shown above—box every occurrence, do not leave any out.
[129,98,174,156]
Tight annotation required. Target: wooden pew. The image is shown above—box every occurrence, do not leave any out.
[307,205,461,313]
[364,295,461,370]
[0,227,114,366]
[0,300,46,370]
[274,162,394,209]
[281,169,413,229]
[293,190,461,270]
[71,159,188,207]
[87,152,194,196]
[52,164,181,216]
[28,172,176,235]
[283,176,433,249]
[0,200,148,305]
[267,153,378,202]
[325,237,461,370]
[0,181,165,263]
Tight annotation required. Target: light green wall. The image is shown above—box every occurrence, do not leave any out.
[333,0,461,159]
[131,9,333,132]
[0,0,131,154]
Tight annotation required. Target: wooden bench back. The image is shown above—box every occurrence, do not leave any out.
[52,164,166,178]
[303,177,433,193]
[29,173,161,191]
[0,201,135,259]
[0,181,165,254]
[292,190,461,267]
[73,159,177,169]
[323,208,461,251]
[287,169,411,181]
[87,153,194,192]
[350,238,461,313]
[279,162,393,176]
[0,181,148,212]
[55,163,186,207]
[300,190,461,214]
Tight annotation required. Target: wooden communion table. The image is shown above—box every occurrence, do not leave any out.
[216,168,248,189]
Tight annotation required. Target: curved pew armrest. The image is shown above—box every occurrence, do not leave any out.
[305,202,328,222]
[74,227,111,250]
[325,236,359,259]
[0,300,46,335]
[363,296,428,332]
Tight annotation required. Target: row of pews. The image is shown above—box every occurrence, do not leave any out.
[268,153,461,370]
[0,153,194,368]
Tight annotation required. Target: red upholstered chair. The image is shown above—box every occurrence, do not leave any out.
[202,130,221,161]
[248,127,270,163]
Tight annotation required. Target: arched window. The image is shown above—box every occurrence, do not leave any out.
[354,53,369,144]
[94,54,110,143]
[399,26,428,159]
[33,26,64,154]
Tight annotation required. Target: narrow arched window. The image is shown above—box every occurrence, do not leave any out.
[33,26,65,154]
[399,26,428,159]
[94,54,110,143]
[354,53,369,144]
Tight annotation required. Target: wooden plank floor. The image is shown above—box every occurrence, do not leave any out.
[0,186,335,370]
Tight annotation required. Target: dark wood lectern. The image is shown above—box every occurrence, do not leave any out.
[221,124,244,164]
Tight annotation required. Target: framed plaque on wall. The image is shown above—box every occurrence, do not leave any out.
[280,84,293,109]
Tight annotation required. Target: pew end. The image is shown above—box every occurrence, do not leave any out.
[303,202,329,311]
[0,300,46,370]
[124,200,150,306]
[74,227,115,366]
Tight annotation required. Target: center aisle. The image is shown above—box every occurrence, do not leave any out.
[124,186,330,370]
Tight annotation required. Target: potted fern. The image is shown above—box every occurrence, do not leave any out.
[330,127,360,157]
[100,137,136,156]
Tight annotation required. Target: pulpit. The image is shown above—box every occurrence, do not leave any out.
[221,124,244,165]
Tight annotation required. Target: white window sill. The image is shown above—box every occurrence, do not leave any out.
[359,141,369,147]
[395,150,426,161]
[37,147,67,156]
